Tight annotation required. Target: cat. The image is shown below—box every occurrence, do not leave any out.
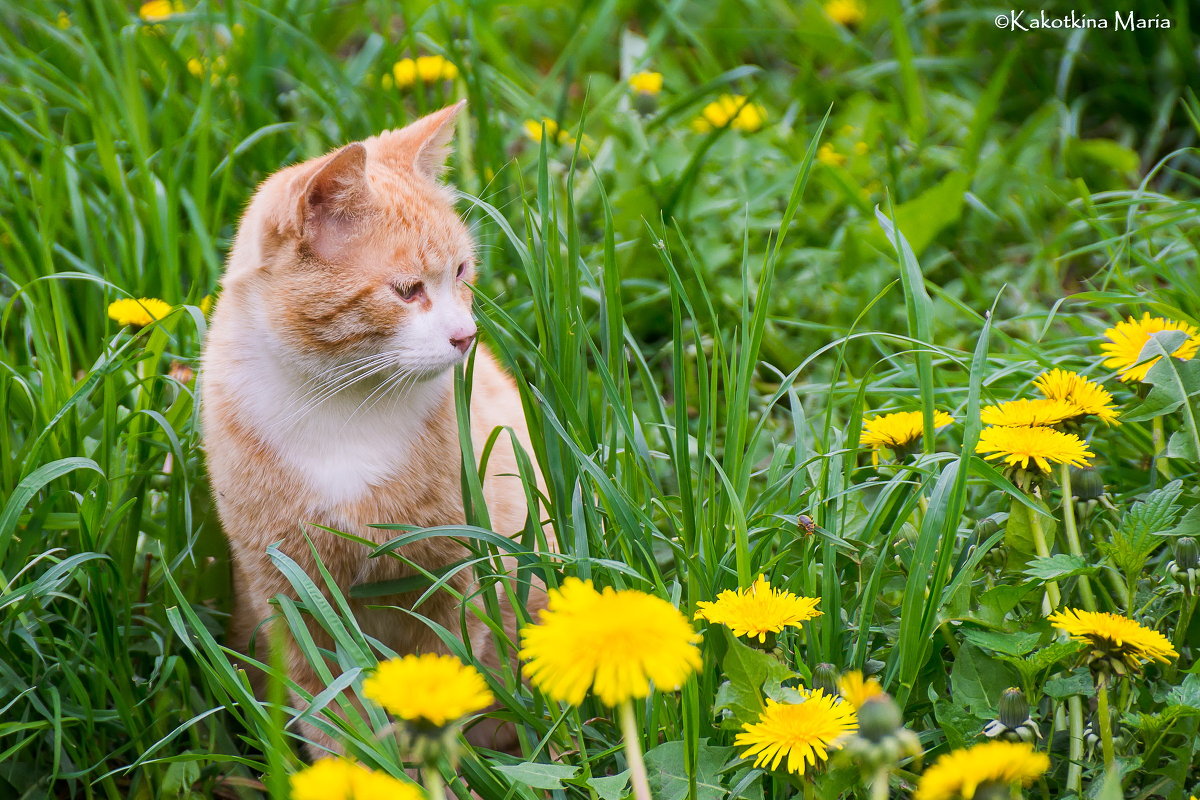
[201,101,550,755]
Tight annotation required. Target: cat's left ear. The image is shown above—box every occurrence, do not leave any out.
[372,100,465,180]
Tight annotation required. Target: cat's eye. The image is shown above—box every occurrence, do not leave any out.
[395,281,425,302]
[456,261,469,279]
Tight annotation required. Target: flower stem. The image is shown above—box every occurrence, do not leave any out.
[423,762,445,800]
[1170,593,1196,680]
[870,766,889,800]
[1059,464,1096,612]
[1152,415,1170,480]
[1028,505,1061,610]
[620,700,652,800]
[1096,674,1116,770]
[1067,695,1084,796]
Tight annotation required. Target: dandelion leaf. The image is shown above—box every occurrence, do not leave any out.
[950,643,1021,718]
[644,739,737,800]
[494,762,581,790]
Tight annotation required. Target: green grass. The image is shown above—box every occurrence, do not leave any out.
[1,0,1199,798]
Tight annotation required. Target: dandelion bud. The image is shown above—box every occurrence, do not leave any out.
[857,694,903,743]
[998,687,1028,729]
[813,663,839,697]
[1070,466,1105,501]
[1168,537,1199,594]
[1175,537,1199,570]
[973,515,1002,538]
[984,687,1042,743]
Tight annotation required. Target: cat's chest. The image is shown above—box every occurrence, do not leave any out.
[238,367,458,510]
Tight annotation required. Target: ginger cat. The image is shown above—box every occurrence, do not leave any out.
[201,102,548,754]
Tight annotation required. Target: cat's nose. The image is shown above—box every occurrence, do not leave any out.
[450,327,477,353]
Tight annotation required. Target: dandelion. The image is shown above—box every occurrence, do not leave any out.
[108,297,173,328]
[860,409,954,461]
[361,653,493,728]
[522,579,700,800]
[523,117,572,146]
[734,690,859,775]
[1048,608,1177,675]
[980,397,1080,428]
[391,55,458,89]
[914,741,1048,800]
[1100,312,1200,382]
[691,94,766,133]
[695,574,821,645]
[520,578,701,706]
[975,425,1093,473]
[289,759,424,800]
[817,143,846,166]
[824,0,866,26]
[56,10,71,28]
[199,294,214,315]
[853,141,869,155]
[1033,368,1120,425]
[836,670,883,709]
[628,71,663,95]
[138,0,184,21]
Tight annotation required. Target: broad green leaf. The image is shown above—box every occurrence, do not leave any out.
[951,644,1021,717]
[934,698,981,750]
[1023,553,1098,582]
[588,771,631,800]
[644,739,734,800]
[713,631,796,726]
[960,628,1042,657]
[1044,668,1093,699]
[494,762,581,790]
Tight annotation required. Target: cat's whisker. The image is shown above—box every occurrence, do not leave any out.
[278,356,402,430]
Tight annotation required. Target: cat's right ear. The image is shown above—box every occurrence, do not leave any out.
[296,142,368,233]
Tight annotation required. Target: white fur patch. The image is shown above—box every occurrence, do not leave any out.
[222,320,452,508]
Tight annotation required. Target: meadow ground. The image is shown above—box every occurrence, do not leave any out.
[1,1,1199,798]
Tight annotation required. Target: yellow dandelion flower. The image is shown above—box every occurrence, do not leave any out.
[691,94,767,133]
[1048,608,1177,675]
[1100,312,1200,382]
[520,578,702,706]
[915,741,1048,800]
[980,397,1081,428]
[199,294,214,315]
[860,409,954,459]
[694,574,821,644]
[56,10,71,28]
[108,297,172,327]
[523,117,576,147]
[628,71,663,95]
[825,0,866,26]
[817,143,846,167]
[391,56,457,89]
[837,670,884,709]
[138,0,183,22]
[975,425,1093,473]
[290,759,424,800]
[734,690,859,775]
[361,653,493,728]
[417,55,458,82]
[1032,368,1120,425]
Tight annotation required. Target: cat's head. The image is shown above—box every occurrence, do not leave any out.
[225,102,478,381]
